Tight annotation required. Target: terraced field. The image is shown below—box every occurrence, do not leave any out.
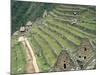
[28,4,96,72]
[11,1,96,74]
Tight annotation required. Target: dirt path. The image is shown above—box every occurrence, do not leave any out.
[18,36,39,73]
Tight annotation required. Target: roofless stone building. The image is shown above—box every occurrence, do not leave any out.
[76,38,96,70]
[51,50,79,72]
[25,21,32,31]
[20,26,26,36]
[50,38,95,72]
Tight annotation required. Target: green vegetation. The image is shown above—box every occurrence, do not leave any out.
[11,1,96,73]
[11,42,26,74]
[28,37,50,71]
[28,4,96,72]
[11,1,54,34]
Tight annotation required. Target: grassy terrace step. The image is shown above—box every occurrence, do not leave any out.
[53,8,80,14]
[49,11,79,19]
[32,26,59,57]
[80,13,96,24]
[31,29,56,66]
[57,5,89,10]
[80,7,96,14]
[55,10,95,24]
[44,21,81,45]
[47,15,95,38]
[52,9,80,17]
[28,36,50,71]
[39,24,77,50]
[11,42,26,74]
[47,15,96,34]
[80,11,96,24]
[54,6,95,18]
[50,10,95,26]
[56,5,80,9]
[36,25,64,48]
[55,7,87,13]
[80,23,96,31]
[46,15,95,38]
[57,4,80,8]
[80,10,95,16]
[80,20,96,25]
[49,11,96,29]
[67,23,96,38]
[46,17,80,39]
[80,17,95,24]
[38,33,57,57]
[55,6,80,12]
[41,23,77,50]
[55,8,80,14]
[55,8,87,16]
[80,11,95,19]
[48,12,76,24]
[36,27,62,55]
[79,23,96,35]
[45,17,82,39]
[47,18,85,39]
[49,10,95,24]
[56,5,93,12]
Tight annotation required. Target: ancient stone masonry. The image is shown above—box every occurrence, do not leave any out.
[25,21,32,32]
[75,38,96,70]
[19,21,33,36]
[43,10,48,18]
[20,26,26,36]
[52,50,79,72]
[51,38,95,72]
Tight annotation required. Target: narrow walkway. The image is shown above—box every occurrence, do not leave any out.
[18,36,39,73]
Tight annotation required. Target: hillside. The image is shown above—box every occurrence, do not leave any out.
[11,1,96,74]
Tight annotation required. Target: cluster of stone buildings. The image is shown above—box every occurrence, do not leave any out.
[19,21,33,35]
[51,38,96,72]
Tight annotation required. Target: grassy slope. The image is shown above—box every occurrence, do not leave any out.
[11,42,26,74]
[28,4,96,72]
[11,2,96,73]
